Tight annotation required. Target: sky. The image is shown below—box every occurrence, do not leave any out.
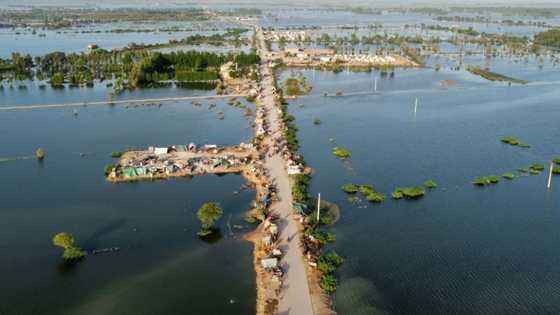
[3,0,560,6]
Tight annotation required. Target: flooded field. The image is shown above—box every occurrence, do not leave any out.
[2,3,560,314]
[0,88,256,314]
[281,62,560,314]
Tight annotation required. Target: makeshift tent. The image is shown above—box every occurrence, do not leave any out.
[154,147,168,155]
[261,258,278,269]
[135,167,146,176]
[261,196,269,208]
[123,167,137,178]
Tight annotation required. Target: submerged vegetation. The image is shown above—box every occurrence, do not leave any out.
[283,76,312,96]
[472,175,499,186]
[530,163,545,172]
[502,172,515,180]
[424,180,437,189]
[393,186,425,199]
[341,183,359,193]
[35,148,45,161]
[500,136,530,148]
[52,232,86,260]
[467,66,528,84]
[341,184,385,203]
[332,147,351,159]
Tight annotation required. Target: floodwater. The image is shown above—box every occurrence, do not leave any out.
[281,59,560,314]
[0,22,246,58]
[0,86,256,314]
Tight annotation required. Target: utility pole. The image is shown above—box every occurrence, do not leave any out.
[547,162,554,189]
[316,192,321,223]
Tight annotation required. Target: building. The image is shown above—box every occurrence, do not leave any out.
[284,48,335,58]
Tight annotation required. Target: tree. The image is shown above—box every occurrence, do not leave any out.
[53,232,74,248]
[50,72,64,87]
[196,202,223,236]
[35,148,45,161]
[52,232,86,260]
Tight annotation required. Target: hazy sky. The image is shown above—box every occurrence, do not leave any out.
[3,0,560,6]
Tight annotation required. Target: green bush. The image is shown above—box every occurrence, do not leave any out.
[197,202,223,236]
[104,163,116,176]
[472,176,499,186]
[424,180,437,189]
[293,174,311,203]
[111,151,123,158]
[394,187,425,198]
[500,136,530,148]
[500,136,519,145]
[313,118,321,125]
[36,148,45,160]
[358,185,375,195]
[318,251,343,274]
[530,163,545,172]
[366,191,385,202]
[320,274,338,294]
[553,158,560,165]
[52,232,86,260]
[332,147,351,159]
[309,230,336,245]
[392,190,404,199]
[341,183,359,194]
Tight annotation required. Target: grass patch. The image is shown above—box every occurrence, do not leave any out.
[553,167,560,175]
[332,147,351,159]
[111,151,123,158]
[313,118,321,125]
[553,158,560,165]
[392,190,404,199]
